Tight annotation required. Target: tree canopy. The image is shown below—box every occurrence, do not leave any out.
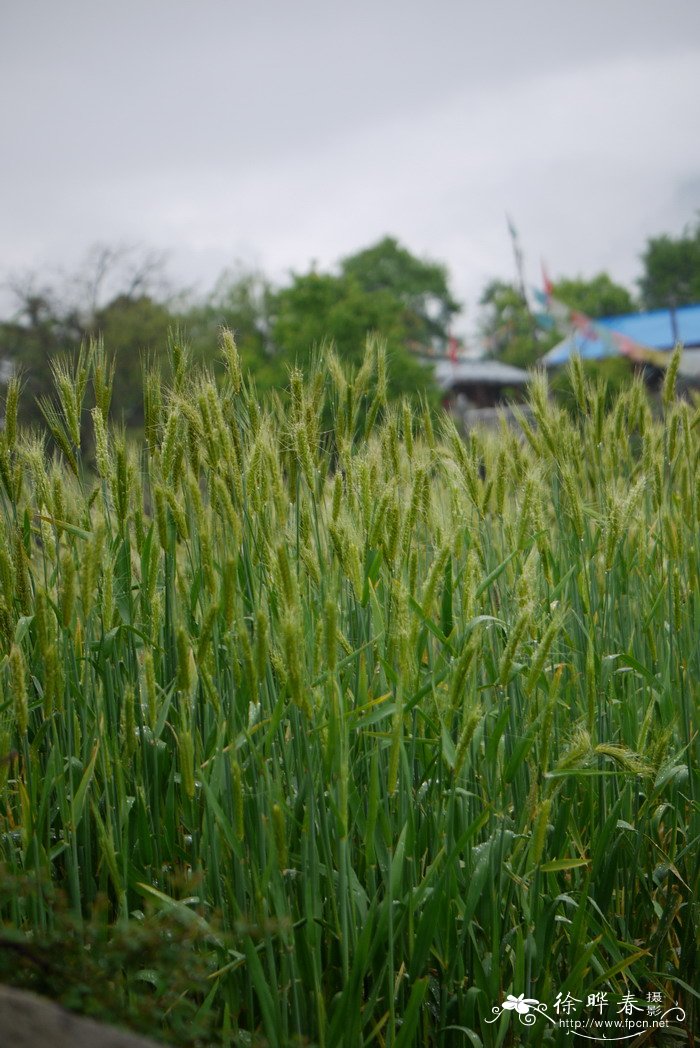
[89,294,173,428]
[0,241,444,430]
[478,280,551,368]
[638,220,700,309]
[552,273,635,318]
[1,250,174,429]
[3,217,698,433]
[176,267,281,392]
[340,237,460,352]
[269,269,435,400]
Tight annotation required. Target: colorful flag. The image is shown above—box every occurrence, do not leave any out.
[537,281,668,367]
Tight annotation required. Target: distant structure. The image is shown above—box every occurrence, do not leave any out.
[541,304,700,386]
[433,358,530,428]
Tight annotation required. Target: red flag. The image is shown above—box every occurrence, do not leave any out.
[541,262,554,300]
[448,337,459,364]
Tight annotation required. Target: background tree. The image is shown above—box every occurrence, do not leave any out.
[478,279,546,368]
[89,294,173,428]
[1,246,173,427]
[269,269,436,399]
[340,236,461,352]
[552,272,635,317]
[178,266,279,391]
[638,219,700,309]
[0,277,83,423]
[72,244,170,320]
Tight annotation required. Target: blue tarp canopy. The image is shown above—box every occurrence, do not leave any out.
[542,304,700,366]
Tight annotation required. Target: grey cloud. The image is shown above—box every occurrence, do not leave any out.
[2,1,700,331]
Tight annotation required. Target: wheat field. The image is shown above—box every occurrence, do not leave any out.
[0,336,697,1046]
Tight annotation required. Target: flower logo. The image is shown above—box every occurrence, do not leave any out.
[486,993,544,1027]
[486,993,549,1025]
[502,994,540,1014]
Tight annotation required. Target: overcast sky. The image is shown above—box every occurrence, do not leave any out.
[2,1,700,339]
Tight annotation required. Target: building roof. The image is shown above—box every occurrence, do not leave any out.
[543,304,700,366]
[434,358,530,390]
